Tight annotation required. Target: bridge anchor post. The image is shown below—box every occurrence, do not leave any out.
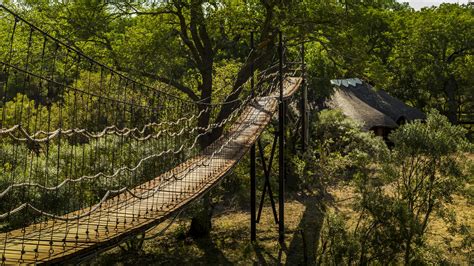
[278,30,285,243]
[301,42,308,152]
[250,32,257,242]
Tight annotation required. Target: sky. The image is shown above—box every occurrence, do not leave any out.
[403,0,470,9]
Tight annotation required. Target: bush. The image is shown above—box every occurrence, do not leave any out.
[293,109,388,193]
[353,110,473,264]
[306,110,472,264]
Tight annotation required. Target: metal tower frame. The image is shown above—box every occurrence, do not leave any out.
[250,31,307,243]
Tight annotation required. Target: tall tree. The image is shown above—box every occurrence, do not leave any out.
[384,4,474,124]
[108,0,285,145]
[112,0,288,237]
[14,0,289,238]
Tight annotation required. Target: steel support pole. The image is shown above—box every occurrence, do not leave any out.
[250,32,257,242]
[278,31,285,243]
[301,42,308,152]
[256,137,279,225]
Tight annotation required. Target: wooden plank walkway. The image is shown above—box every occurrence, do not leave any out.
[0,77,301,264]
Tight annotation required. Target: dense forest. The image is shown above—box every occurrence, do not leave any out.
[0,0,473,265]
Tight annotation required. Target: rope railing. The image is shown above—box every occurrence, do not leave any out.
[0,4,304,264]
[0,64,277,144]
[0,78,277,201]
[0,3,190,241]
[0,4,190,103]
[0,82,273,225]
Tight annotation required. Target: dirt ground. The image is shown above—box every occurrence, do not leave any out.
[88,155,473,265]
[88,200,311,265]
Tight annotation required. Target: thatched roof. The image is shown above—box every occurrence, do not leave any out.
[326,78,424,130]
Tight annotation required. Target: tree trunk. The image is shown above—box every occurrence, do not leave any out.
[444,75,458,124]
[404,234,412,265]
[188,194,213,238]
[191,60,214,238]
[185,0,279,239]
[196,52,214,146]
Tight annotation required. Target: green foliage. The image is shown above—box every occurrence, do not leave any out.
[293,109,388,193]
[351,110,473,263]
[383,5,474,122]
[296,2,473,126]
[305,110,472,264]
[317,211,360,265]
[0,1,472,262]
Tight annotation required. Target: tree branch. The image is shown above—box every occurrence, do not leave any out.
[189,1,207,62]
[446,46,474,63]
[139,71,199,101]
[213,2,278,127]
[175,4,203,67]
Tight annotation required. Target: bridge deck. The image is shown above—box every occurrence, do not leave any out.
[0,77,301,264]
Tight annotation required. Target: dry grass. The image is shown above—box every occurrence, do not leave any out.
[87,189,471,265]
[88,188,470,265]
[89,154,473,265]
[89,201,309,265]
[327,178,473,264]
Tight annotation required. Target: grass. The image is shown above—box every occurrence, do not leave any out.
[88,199,311,265]
[87,154,473,265]
[327,175,473,264]
[87,187,472,265]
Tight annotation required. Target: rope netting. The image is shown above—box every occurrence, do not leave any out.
[0,4,303,264]
[0,4,197,231]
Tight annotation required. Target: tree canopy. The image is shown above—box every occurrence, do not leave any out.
[0,1,472,262]
[4,1,471,126]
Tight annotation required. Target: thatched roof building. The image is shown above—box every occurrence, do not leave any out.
[326,78,424,136]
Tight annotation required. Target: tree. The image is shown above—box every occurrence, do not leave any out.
[292,110,389,264]
[15,0,291,238]
[298,110,388,193]
[379,4,474,123]
[18,0,281,139]
[44,0,286,145]
[308,110,472,264]
[298,3,473,126]
[354,110,472,263]
[113,0,284,238]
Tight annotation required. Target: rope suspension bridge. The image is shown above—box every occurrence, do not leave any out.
[0,5,306,264]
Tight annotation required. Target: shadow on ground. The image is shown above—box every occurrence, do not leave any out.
[90,235,231,265]
[88,198,325,265]
[286,193,326,265]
